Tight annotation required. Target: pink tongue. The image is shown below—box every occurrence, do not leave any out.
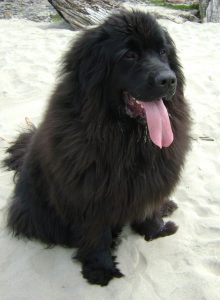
[141,99,173,148]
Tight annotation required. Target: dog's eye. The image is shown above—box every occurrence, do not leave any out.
[160,49,166,56]
[124,51,138,60]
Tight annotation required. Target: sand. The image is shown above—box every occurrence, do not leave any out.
[0,18,220,300]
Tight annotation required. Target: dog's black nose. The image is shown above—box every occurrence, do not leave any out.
[155,71,176,91]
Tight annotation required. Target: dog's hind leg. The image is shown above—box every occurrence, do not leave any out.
[131,212,178,241]
[7,165,74,247]
[160,199,178,217]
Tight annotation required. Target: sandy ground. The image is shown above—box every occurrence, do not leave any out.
[0,18,220,300]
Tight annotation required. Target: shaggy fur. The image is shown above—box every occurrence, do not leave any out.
[3,10,190,286]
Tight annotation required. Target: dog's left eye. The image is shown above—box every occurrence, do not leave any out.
[124,51,138,60]
[160,49,166,55]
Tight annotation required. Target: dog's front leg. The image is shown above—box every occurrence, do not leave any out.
[75,225,123,286]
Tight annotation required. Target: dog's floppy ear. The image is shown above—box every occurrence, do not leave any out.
[59,27,110,115]
[163,29,184,88]
[61,28,111,115]
[77,29,111,98]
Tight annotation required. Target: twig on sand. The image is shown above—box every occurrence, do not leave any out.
[0,136,12,144]
[25,117,36,130]
[191,136,215,142]
[0,117,36,145]
[199,136,215,141]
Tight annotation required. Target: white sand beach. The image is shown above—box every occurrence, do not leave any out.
[0,17,220,300]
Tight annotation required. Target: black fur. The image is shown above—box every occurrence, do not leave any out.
[3,10,191,286]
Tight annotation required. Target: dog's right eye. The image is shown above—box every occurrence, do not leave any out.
[124,51,138,60]
[160,49,167,56]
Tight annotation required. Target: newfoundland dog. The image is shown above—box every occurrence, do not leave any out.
[3,10,190,286]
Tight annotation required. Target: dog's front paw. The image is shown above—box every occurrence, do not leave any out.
[82,262,123,286]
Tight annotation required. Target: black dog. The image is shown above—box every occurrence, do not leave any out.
[3,10,190,286]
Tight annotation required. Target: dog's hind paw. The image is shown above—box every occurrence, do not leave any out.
[160,200,178,217]
[144,221,178,241]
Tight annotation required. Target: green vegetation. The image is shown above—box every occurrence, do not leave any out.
[50,14,62,22]
[149,0,199,11]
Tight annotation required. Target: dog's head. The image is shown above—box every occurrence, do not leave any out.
[63,10,184,148]
[106,11,178,98]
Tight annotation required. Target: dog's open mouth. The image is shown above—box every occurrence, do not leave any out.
[124,92,173,148]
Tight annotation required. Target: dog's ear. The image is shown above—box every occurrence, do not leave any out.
[163,29,177,63]
[77,29,111,98]
[163,29,184,88]
[61,28,111,114]
[61,27,110,114]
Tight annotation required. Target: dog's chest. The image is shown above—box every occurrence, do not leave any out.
[113,143,175,198]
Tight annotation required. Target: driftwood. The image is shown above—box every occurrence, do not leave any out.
[48,0,124,29]
[199,0,210,20]
[48,0,200,27]
[199,0,220,21]
[206,0,220,21]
